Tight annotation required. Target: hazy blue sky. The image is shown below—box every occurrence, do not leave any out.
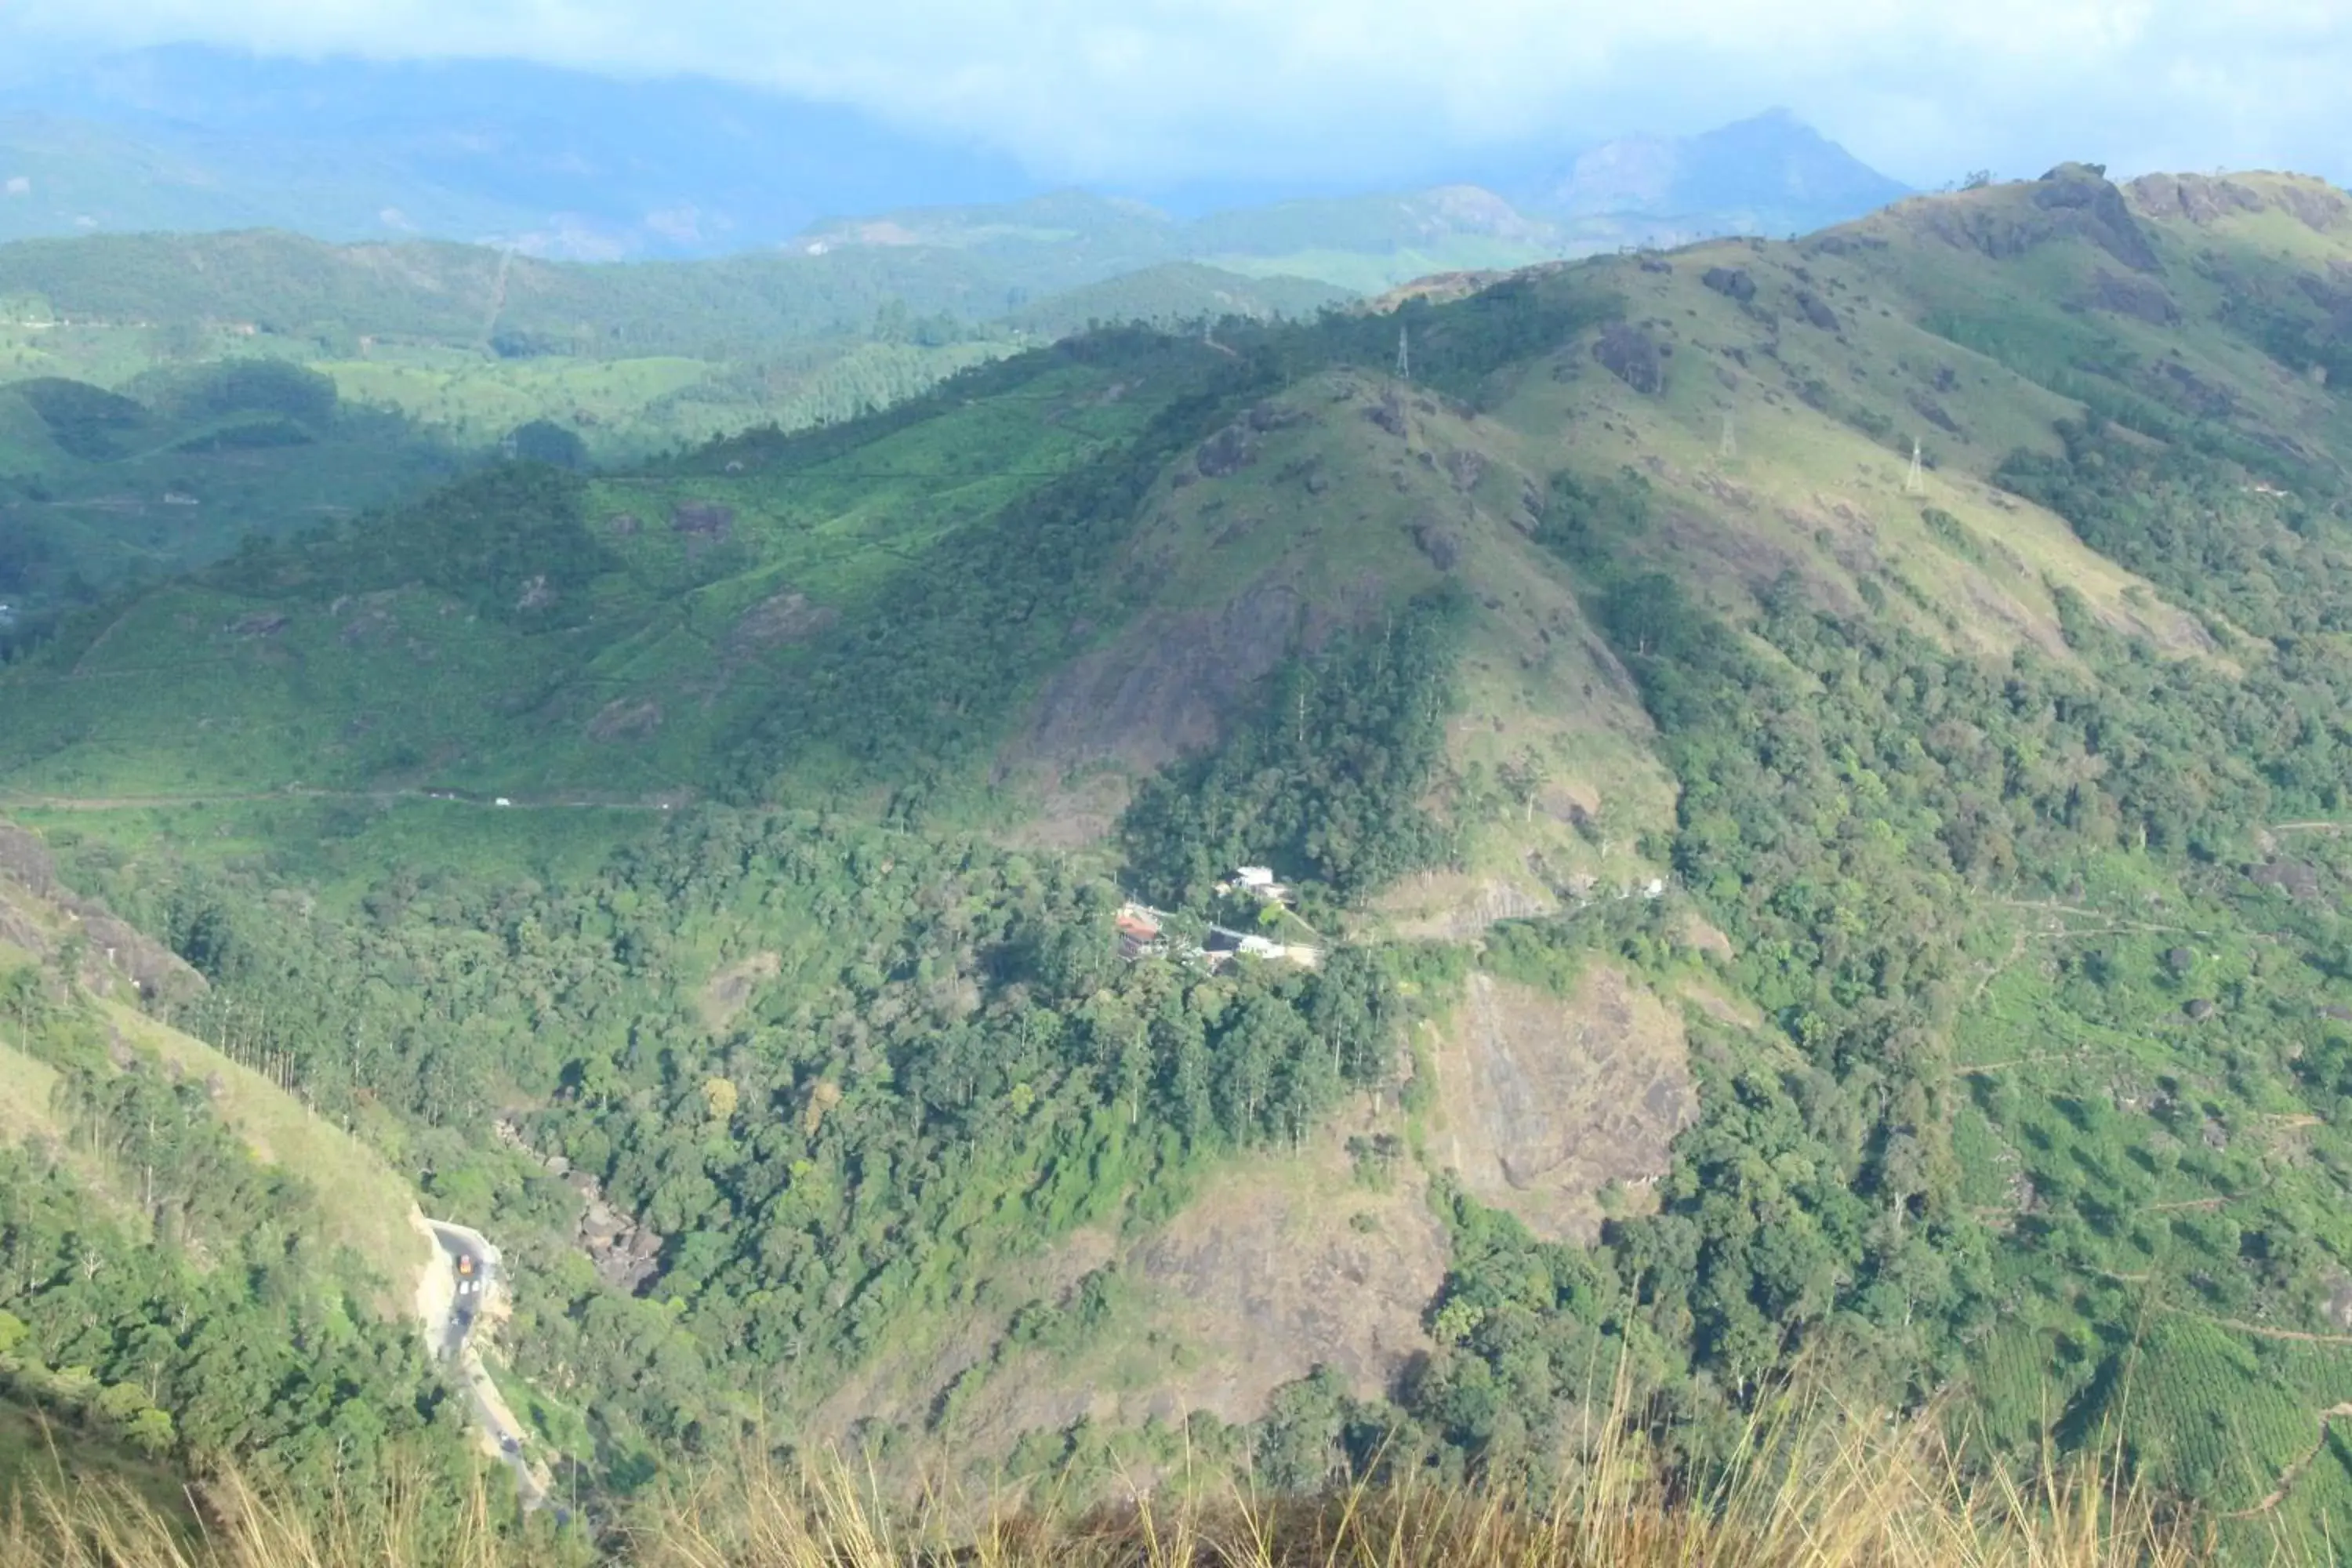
[2,1,2345,187]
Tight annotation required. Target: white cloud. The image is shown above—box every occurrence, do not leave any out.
[5,1,2350,187]
[2,176,28,196]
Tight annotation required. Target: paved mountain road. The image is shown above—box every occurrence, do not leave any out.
[419,1218,552,1512]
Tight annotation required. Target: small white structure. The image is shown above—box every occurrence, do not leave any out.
[494,797,514,808]
[1220,866,1293,904]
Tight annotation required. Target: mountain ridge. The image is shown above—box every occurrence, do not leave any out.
[0,45,1913,279]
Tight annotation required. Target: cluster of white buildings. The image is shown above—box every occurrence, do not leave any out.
[1116,866,1322,970]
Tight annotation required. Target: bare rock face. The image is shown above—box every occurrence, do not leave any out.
[495,1117,664,1294]
[2127,172,2352,234]
[1413,521,1465,571]
[0,824,58,894]
[2031,165,2164,271]
[1127,1170,1448,1415]
[1195,423,1259,478]
[1430,967,1694,1243]
[2087,270,2180,325]
[1932,164,2163,274]
[1702,267,1758,302]
[1022,580,1312,771]
[1592,324,1665,394]
[1792,289,1839,332]
[1908,392,1962,435]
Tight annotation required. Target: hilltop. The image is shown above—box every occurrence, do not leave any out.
[4,162,2352,1556]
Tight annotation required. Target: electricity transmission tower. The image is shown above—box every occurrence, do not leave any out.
[1904,438,1926,495]
[1396,325,1410,382]
[1719,413,1737,461]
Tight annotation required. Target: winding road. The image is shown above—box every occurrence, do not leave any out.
[422,1218,552,1512]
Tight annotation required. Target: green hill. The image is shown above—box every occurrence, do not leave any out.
[0,231,1362,630]
[0,820,459,1515]
[8,163,2352,1553]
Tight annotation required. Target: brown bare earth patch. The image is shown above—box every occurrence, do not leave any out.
[811,1128,1448,1462]
[1118,1144,1447,1419]
[1428,966,1694,1242]
[1018,580,1319,774]
[698,952,780,1033]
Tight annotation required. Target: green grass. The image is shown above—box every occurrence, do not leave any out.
[96,995,431,1305]
[0,1398,192,1526]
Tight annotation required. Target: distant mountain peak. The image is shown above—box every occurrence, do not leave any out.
[1524,110,1908,238]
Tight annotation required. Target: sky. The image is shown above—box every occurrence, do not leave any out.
[1,0,2347,189]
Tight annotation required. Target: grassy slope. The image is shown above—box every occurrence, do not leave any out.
[0,862,429,1301]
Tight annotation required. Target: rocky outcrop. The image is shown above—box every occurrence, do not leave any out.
[2031,164,2163,271]
[1592,324,1665,394]
[493,1118,664,1295]
[1702,267,1757,302]
[2127,172,2352,234]
[1792,289,1839,332]
[1195,423,1260,478]
[1022,579,1326,771]
[1430,966,1694,1243]
[1926,164,2164,274]
[2087,270,2180,325]
[1412,521,1465,571]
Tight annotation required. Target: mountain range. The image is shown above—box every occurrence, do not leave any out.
[0,45,1910,277]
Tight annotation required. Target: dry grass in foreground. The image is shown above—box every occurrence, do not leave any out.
[0,1399,2271,1568]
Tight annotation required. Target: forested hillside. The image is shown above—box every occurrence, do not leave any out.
[0,230,1348,636]
[6,162,2352,1559]
[0,823,477,1525]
